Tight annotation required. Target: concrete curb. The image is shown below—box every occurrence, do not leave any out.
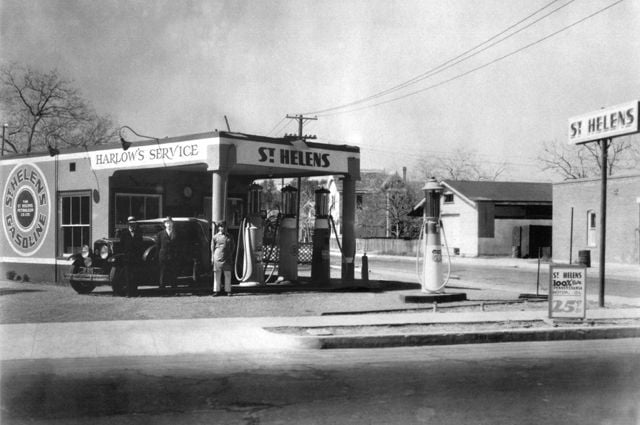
[267,325,640,350]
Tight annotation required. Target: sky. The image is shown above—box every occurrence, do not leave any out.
[1,0,639,182]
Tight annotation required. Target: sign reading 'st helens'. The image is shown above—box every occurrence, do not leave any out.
[568,100,640,145]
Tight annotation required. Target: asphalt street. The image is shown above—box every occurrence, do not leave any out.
[2,339,639,424]
[367,255,640,301]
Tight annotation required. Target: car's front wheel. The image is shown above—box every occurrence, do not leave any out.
[110,266,127,297]
[68,263,96,294]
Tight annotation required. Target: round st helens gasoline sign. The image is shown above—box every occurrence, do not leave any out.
[2,163,51,256]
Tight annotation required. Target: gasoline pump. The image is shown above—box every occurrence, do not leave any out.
[417,178,451,293]
[235,183,265,286]
[278,185,298,282]
[311,187,331,284]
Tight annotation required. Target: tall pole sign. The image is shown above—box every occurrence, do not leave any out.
[568,100,639,307]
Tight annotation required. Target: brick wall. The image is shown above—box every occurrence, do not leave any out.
[553,174,640,265]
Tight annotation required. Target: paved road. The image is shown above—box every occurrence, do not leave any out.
[2,339,639,424]
[1,256,637,324]
[368,256,640,300]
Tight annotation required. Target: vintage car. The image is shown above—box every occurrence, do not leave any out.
[66,217,211,295]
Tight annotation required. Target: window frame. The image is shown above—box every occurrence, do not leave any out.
[443,192,454,204]
[114,192,163,231]
[586,210,597,247]
[58,190,92,256]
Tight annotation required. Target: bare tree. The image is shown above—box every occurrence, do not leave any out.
[537,136,640,180]
[1,63,116,154]
[418,147,507,181]
[356,172,421,239]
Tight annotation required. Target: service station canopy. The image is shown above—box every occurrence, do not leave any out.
[88,131,360,179]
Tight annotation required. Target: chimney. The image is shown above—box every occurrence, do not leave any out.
[402,166,407,184]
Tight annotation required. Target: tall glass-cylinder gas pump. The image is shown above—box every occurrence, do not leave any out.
[278,185,298,282]
[421,178,445,293]
[311,187,331,284]
[236,183,265,286]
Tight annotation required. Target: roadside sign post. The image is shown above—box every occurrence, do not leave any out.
[568,100,640,307]
[549,264,587,320]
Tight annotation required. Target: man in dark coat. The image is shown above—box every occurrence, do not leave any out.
[120,216,144,297]
[156,216,179,293]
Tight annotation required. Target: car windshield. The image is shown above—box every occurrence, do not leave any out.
[138,223,165,237]
[137,222,203,241]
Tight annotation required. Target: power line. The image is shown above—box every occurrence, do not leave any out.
[266,117,287,136]
[315,0,624,117]
[356,145,540,168]
[304,0,568,116]
[316,137,541,168]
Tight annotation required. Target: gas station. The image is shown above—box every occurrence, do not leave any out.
[0,130,360,286]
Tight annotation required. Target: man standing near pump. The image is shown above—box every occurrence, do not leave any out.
[157,216,180,294]
[211,221,235,296]
[120,216,144,297]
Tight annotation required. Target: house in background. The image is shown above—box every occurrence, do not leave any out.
[328,168,422,239]
[553,173,640,266]
[411,180,553,257]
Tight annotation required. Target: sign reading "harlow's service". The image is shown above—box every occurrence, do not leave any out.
[568,100,640,145]
[89,140,210,170]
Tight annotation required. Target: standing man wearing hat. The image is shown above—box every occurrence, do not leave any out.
[120,216,144,297]
[211,221,235,296]
[157,216,179,294]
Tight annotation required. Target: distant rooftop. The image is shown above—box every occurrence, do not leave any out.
[444,180,552,203]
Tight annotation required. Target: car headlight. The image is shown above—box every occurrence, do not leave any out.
[100,245,110,260]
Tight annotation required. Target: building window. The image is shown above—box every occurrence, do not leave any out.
[444,193,454,203]
[115,193,162,229]
[587,210,596,247]
[356,194,364,209]
[59,191,91,256]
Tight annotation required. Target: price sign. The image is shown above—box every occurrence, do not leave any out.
[549,265,587,319]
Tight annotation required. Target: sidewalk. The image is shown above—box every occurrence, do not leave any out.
[1,255,638,361]
[2,302,639,360]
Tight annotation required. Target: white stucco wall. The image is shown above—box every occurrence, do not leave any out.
[440,197,478,257]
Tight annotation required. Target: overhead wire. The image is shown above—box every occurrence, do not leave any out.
[353,144,540,168]
[304,0,568,115]
[312,0,624,117]
[316,136,539,169]
[266,117,287,136]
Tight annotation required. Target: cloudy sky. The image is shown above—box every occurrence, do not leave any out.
[1,0,638,181]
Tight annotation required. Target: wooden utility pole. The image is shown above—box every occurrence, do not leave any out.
[286,114,317,140]
[598,138,610,307]
[285,114,317,242]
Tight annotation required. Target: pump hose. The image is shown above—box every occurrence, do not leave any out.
[415,219,452,291]
[329,216,344,255]
[263,214,280,282]
[234,218,254,282]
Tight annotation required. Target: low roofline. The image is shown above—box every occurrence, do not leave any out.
[0,130,360,161]
[553,173,640,185]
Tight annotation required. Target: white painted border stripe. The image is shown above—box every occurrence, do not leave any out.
[0,151,89,166]
[0,257,64,265]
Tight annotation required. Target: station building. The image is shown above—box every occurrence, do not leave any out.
[552,173,640,265]
[1,131,360,283]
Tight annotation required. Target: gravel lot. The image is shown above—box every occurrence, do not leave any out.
[1,274,535,324]
[1,262,636,325]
